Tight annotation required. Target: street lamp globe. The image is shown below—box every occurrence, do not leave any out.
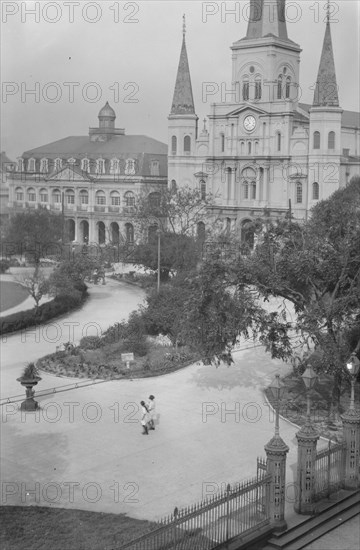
[346,354,360,378]
[301,365,318,391]
[269,374,286,401]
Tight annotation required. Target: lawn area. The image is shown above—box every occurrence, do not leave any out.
[0,281,29,312]
[0,506,157,550]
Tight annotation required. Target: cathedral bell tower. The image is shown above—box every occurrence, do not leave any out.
[168,16,198,189]
[308,3,342,205]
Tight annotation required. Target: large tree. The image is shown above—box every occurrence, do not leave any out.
[233,177,360,413]
[2,207,63,264]
[129,185,214,278]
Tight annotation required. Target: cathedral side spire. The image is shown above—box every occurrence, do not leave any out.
[246,0,289,41]
[170,15,196,116]
[312,13,339,107]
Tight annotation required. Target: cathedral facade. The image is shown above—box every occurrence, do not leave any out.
[168,0,360,241]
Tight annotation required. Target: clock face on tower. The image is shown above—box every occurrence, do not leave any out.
[243,115,256,132]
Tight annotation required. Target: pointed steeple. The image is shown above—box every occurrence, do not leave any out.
[313,12,339,107]
[246,0,289,41]
[170,15,196,116]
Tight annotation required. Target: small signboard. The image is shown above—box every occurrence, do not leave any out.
[121,353,134,362]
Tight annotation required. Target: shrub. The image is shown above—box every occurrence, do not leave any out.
[0,259,10,273]
[79,336,104,350]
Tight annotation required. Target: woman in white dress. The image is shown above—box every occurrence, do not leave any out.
[140,401,150,435]
[147,395,156,430]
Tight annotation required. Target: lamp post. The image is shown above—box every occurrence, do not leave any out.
[294,365,319,514]
[269,374,286,438]
[301,365,318,425]
[342,353,360,489]
[265,373,289,532]
[346,353,360,410]
[156,228,160,293]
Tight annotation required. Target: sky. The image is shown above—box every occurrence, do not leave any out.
[1,0,360,161]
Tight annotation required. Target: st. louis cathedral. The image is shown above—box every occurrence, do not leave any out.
[168,0,360,238]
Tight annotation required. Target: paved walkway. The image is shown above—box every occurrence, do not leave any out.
[1,280,327,522]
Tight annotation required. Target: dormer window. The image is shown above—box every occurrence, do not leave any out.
[110,158,120,174]
[81,158,90,172]
[28,158,36,172]
[96,158,105,175]
[40,158,48,173]
[125,158,136,175]
[54,158,62,172]
[17,158,24,172]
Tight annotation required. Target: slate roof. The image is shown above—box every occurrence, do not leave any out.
[313,22,339,107]
[170,36,196,115]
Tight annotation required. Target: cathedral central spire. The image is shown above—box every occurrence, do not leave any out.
[246,0,289,41]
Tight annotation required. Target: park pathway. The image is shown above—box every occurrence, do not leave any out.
[1,280,324,521]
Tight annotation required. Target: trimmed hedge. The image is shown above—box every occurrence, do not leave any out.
[0,286,88,335]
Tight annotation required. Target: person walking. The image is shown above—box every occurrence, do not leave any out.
[147,395,156,430]
[140,401,150,435]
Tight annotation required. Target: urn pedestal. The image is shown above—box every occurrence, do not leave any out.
[17,377,42,411]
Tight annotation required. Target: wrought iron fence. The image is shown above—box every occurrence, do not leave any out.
[314,440,346,500]
[119,472,271,550]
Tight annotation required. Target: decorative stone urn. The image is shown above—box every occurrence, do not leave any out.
[17,363,42,411]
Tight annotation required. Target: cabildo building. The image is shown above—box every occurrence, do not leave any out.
[7,103,167,245]
[168,1,360,244]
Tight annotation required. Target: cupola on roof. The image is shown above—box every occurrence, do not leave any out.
[98,101,116,119]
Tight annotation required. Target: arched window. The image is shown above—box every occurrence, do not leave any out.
[285,77,291,99]
[220,133,225,152]
[96,158,105,175]
[242,77,249,101]
[226,168,232,197]
[52,189,61,204]
[255,141,259,154]
[296,182,303,203]
[170,179,177,193]
[28,158,36,172]
[248,142,252,155]
[243,78,249,101]
[312,182,319,200]
[27,188,36,202]
[15,187,24,201]
[79,189,89,205]
[277,132,281,152]
[171,135,177,155]
[39,188,48,203]
[125,223,134,244]
[65,189,75,205]
[149,192,161,207]
[313,131,320,149]
[200,180,206,200]
[124,191,135,207]
[96,190,106,205]
[244,180,249,199]
[98,221,106,245]
[184,135,191,153]
[40,158,48,173]
[277,75,283,99]
[54,158,62,172]
[328,131,335,150]
[226,217,231,234]
[110,190,120,206]
[197,221,205,242]
[81,158,90,172]
[255,77,262,100]
[251,182,256,199]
